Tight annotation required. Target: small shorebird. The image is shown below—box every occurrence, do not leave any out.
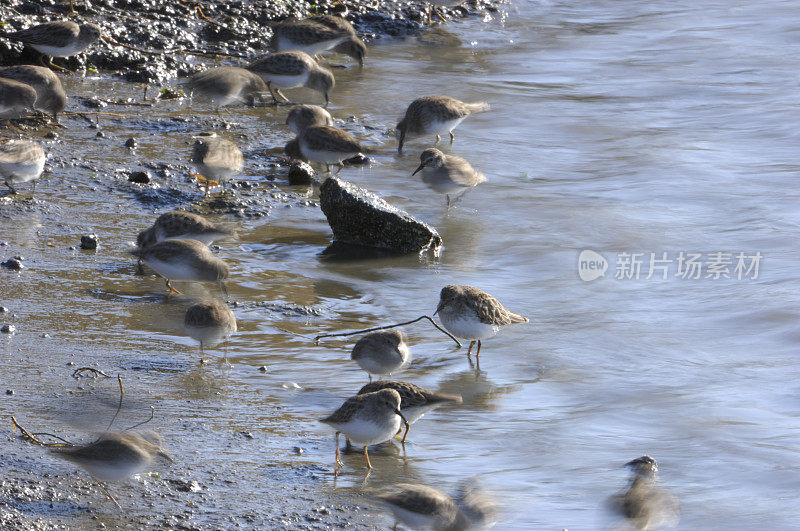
[183,66,268,120]
[190,133,243,195]
[412,148,486,207]
[0,78,37,129]
[371,483,470,531]
[351,330,411,382]
[435,284,528,359]
[0,139,45,194]
[357,380,462,442]
[130,238,229,296]
[320,389,408,470]
[396,96,490,152]
[136,211,234,249]
[0,65,66,121]
[609,456,680,530]
[0,21,101,69]
[285,104,333,135]
[307,15,367,66]
[284,125,364,173]
[184,299,237,364]
[51,430,171,508]
[247,51,335,106]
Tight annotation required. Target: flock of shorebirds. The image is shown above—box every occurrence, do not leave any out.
[1,10,678,531]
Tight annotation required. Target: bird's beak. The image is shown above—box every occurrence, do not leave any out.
[411,163,425,176]
[397,132,405,153]
[395,409,409,428]
[434,301,444,315]
[158,450,174,463]
[324,93,329,108]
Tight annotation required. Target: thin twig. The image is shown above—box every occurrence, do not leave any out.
[61,111,126,119]
[31,432,75,446]
[72,367,111,379]
[124,406,155,432]
[104,375,124,433]
[313,315,461,347]
[10,416,73,447]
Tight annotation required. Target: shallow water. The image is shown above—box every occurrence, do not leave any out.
[3,0,800,528]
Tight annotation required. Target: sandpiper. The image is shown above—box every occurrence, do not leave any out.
[0,139,45,194]
[371,483,470,531]
[454,479,499,530]
[285,104,333,135]
[396,96,490,152]
[190,133,243,195]
[351,330,411,382]
[130,238,229,296]
[184,299,237,363]
[272,17,366,65]
[435,284,528,359]
[285,124,364,173]
[609,456,680,529]
[320,388,408,470]
[358,380,462,442]
[183,66,268,117]
[51,430,171,508]
[0,21,101,69]
[247,51,334,106]
[0,65,66,121]
[307,15,367,66]
[0,78,37,122]
[137,211,233,249]
[412,148,486,207]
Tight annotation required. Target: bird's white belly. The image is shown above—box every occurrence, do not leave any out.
[339,416,400,446]
[440,313,498,341]
[386,506,438,530]
[421,169,467,195]
[185,324,231,348]
[402,404,438,425]
[276,37,337,56]
[263,72,309,90]
[300,144,358,165]
[355,356,403,376]
[143,258,199,281]
[0,159,44,184]
[196,163,238,182]
[428,117,465,135]
[82,460,147,483]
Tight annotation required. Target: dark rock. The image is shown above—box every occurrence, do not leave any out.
[95,131,105,138]
[124,137,137,148]
[287,162,314,185]
[44,131,58,140]
[258,365,268,373]
[128,171,152,184]
[5,389,12,395]
[343,153,369,165]
[80,234,99,250]
[1,324,14,334]
[319,177,442,254]
[1,258,23,270]
[0,307,8,312]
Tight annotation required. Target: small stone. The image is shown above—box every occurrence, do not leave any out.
[44,131,58,140]
[12,255,23,261]
[128,171,151,184]
[293,446,304,455]
[0,307,8,312]
[41,333,50,338]
[95,131,105,138]
[66,361,75,366]
[239,431,254,439]
[344,153,369,165]
[124,138,136,148]
[287,161,314,185]
[1,324,15,334]
[1,258,23,270]
[5,389,13,396]
[258,365,268,373]
[80,234,98,250]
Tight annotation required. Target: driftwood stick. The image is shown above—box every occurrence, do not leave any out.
[72,367,111,379]
[104,375,124,433]
[313,315,461,347]
[124,406,155,432]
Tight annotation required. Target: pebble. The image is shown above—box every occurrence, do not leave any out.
[80,234,99,250]
[258,365,268,373]
[5,389,13,396]
[124,137,137,148]
[1,258,23,270]
[293,446,304,455]
[128,171,152,184]
[1,324,15,334]
[0,307,8,312]
[287,162,314,186]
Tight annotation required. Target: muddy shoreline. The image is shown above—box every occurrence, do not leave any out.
[1,0,504,529]
[1,0,501,82]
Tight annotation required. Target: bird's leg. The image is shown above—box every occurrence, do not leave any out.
[450,131,455,144]
[335,162,343,174]
[334,432,343,467]
[275,88,289,102]
[4,181,18,195]
[475,340,482,358]
[466,340,475,359]
[325,164,331,174]
[199,341,206,365]
[368,373,372,383]
[165,279,182,296]
[435,134,441,144]
[435,7,448,22]
[362,445,372,469]
[427,5,433,24]
[3,120,24,136]
[266,82,279,104]
[446,195,451,209]
[97,482,122,509]
[31,179,36,195]
[46,57,72,74]
[400,422,410,444]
